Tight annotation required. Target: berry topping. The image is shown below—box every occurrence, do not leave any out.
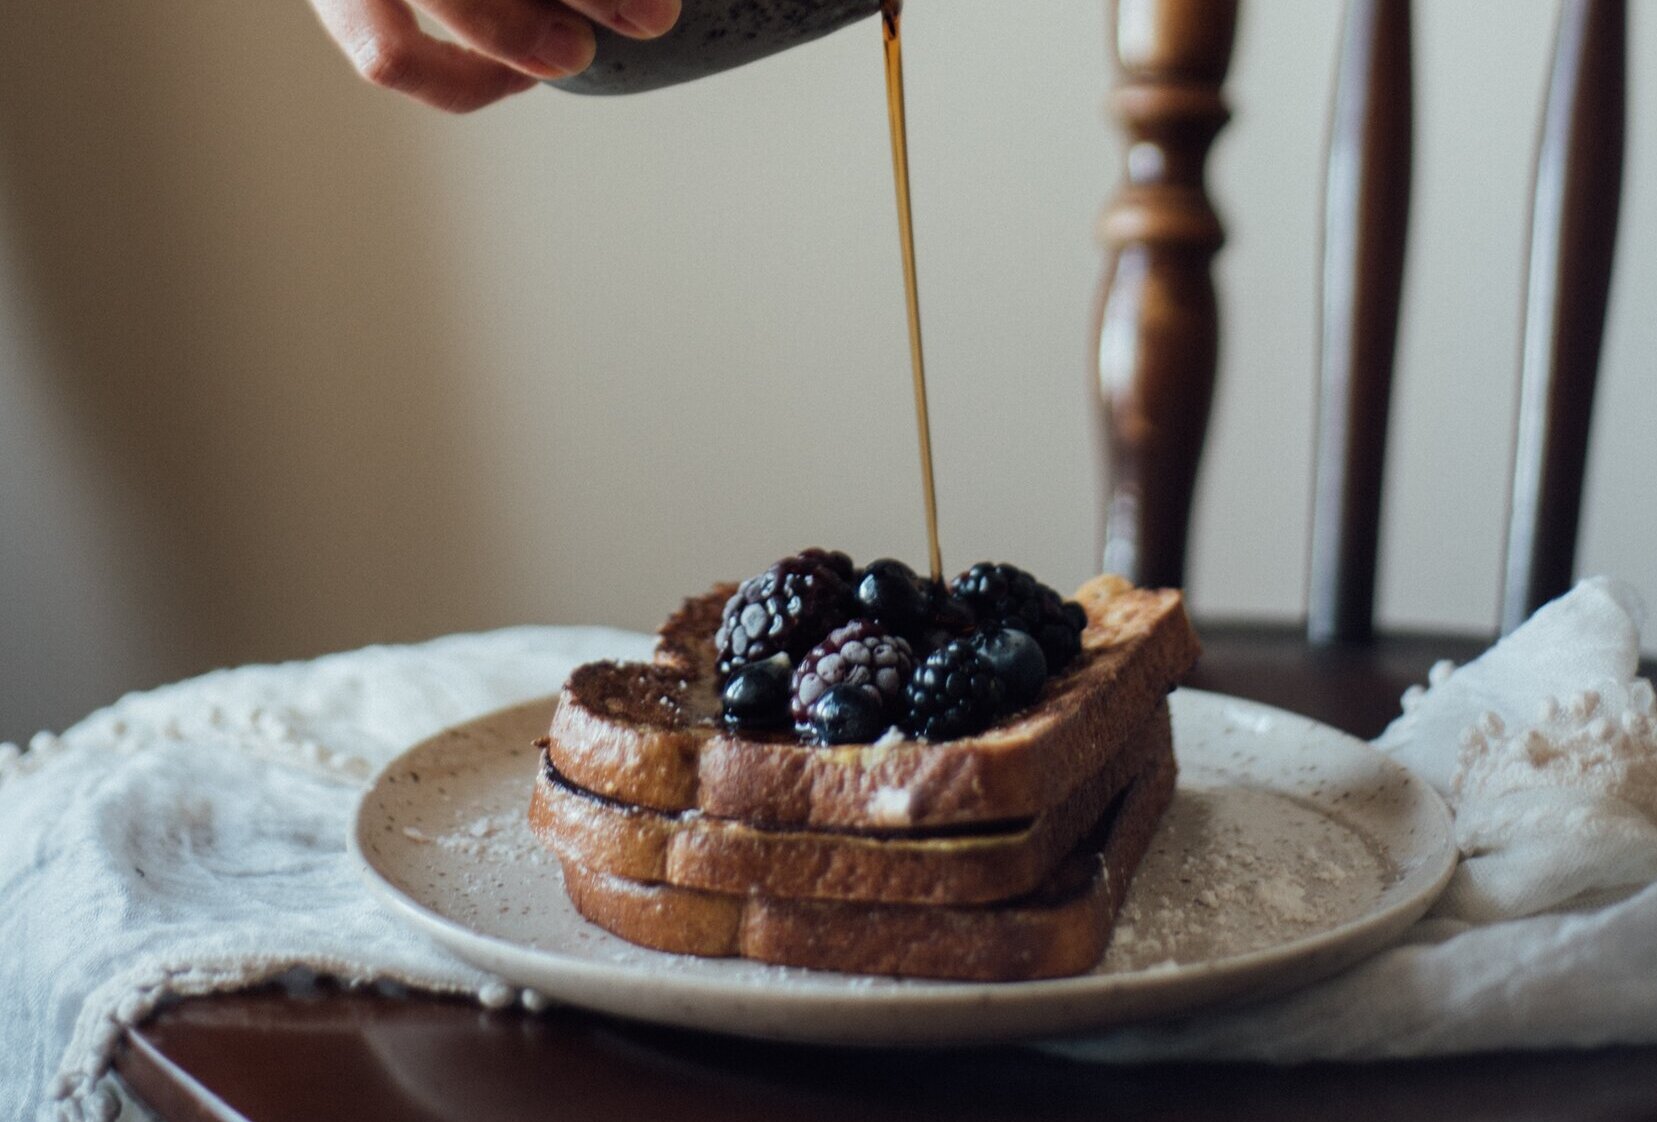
[855,558,930,633]
[721,660,792,730]
[709,550,1087,745]
[916,584,977,650]
[715,552,856,676]
[969,624,1049,709]
[903,641,1006,742]
[798,547,857,583]
[791,619,915,729]
[811,684,890,746]
[950,562,1084,672]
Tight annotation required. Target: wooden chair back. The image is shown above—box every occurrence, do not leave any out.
[1094,0,1626,640]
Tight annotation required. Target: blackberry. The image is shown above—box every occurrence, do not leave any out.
[969,624,1049,709]
[721,660,791,730]
[903,641,1006,742]
[798,547,856,583]
[715,553,855,676]
[791,619,914,730]
[811,684,889,746]
[951,562,1084,672]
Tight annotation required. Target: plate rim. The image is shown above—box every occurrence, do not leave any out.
[349,688,1457,1038]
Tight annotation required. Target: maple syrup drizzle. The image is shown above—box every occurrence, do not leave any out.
[881,0,943,585]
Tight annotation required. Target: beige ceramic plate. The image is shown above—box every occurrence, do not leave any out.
[350,689,1454,1045]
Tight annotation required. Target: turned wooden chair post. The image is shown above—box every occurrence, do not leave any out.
[1097,0,1626,640]
[1093,0,1236,591]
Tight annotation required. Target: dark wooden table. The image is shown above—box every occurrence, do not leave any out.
[115,626,1657,1121]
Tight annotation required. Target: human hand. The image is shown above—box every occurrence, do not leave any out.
[308,0,682,112]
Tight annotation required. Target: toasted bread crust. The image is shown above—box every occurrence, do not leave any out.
[654,581,736,675]
[556,747,1176,981]
[531,703,1171,905]
[545,578,1198,827]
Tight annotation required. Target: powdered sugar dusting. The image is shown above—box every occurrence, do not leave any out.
[433,812,533,860]
[866,786,913,826]
[871,726,908,750]
[1101,787,1391,972]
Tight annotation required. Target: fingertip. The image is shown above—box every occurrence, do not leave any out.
[410,46,547,113]
[434,77,536,113]
[614,0,680,38]
[530,15,597,78]
[497,71,541,99]
[460,69,541,111]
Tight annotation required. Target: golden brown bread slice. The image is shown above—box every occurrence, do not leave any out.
[554,745,1177,982]
[543,575,1198,830]
[530,702,1171,906]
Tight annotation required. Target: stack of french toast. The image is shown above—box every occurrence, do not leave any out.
[529,551,1198,981]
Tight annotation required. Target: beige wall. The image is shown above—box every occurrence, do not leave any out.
[2,2,1654,741]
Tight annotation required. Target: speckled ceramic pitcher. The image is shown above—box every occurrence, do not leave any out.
[551,0,884,94]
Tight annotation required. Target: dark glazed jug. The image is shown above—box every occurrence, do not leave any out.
[550,0,883,95]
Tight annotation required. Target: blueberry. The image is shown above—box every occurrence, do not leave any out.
[856,559,928,631]
[721,660,791,729]
[969,625,1048,709]
[811,683,889,745]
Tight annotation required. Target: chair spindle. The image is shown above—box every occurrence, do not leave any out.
[1094,0,1237,590]
[1307,0,1413,644]
[1500,0,1626,633]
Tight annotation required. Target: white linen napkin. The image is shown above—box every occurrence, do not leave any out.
[7,579,1657,1120]
[0,625,653,1122]
[1056,575,1657,1062]
[1377,576,1657,922]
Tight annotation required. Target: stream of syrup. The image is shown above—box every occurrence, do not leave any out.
[880,0,943,585]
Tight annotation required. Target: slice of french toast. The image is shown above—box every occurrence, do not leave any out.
[530,701,1170,906]
[554,745,1177,982]
[542,574,1198,829]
